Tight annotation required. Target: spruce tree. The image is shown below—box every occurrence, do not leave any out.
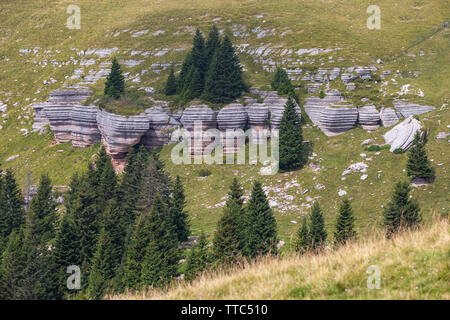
[184,68,204,100]
[228,177,244,207]
[212,199,242,264]
[294,216,311,254]
[309,201,327,250]
[244,181,278,258]
[164,66,177,96]
[191,29,207,78]
[202,35,246,103]
[226,178,246,252]
[205,25,221,66]
[185,232,210,281]
[384,181,422,237]
[271,68,296,99]
[50,210,80,299]
[28,174,58,243]
[0,169,25,240]
[177,52,193,94]
[170,175,190,242]
[140,195,181,288]
[87,199,126,299]
[0,230,26,299]
[279,96,305,171]
[104,57,125,99]
[334,199,357,245]
[406,131,434,182]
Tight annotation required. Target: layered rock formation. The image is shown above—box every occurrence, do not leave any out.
[180,105,217,157]
[384,116,421,152]
[393,100,435,118]
[247,103,269,144]
[96,109,149,170]
[141,106,181,149]
[31,102,50,133]
[358,104,380,131]
[217,104,248,154]
[70,105,101,147]
[304,90,343,125]
[319,104,358,136]
[380,107,400,127]
[44,104,74,143]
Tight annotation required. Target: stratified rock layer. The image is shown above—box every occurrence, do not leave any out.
[31,102,50,133]
[96,109,149,170]
[380,107,400,127]
[217,104,248,154]
[384,116,421,152]
[247,103,270,144]
[319,104,358,136]
[70,105,101,147]
[180,105,217,156]
[304,90,343,125]
[141,106,181,149]
[44,104,74,143]
[393,100,435,118]
[358,104,380,131]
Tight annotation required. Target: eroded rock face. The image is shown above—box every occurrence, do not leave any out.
[44,104,73,143]
[358,104,380,131]
[247,103,269,143]
[393,100,435,118]
[96,109,149,170]
[31,102,50,133]
[141,106,181,149]
[319,104,358,136]
[304,90,343,125]
[70,105,101,147]
[217,104,248,154]
[180,105,217,156]
[384,116,421,152]
[380,107,400,127]
[47,89,90,104]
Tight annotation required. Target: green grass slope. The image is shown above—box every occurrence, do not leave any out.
[111,217,450,300]
[0,0,448,241]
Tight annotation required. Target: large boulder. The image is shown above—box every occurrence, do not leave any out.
[384,116,421,152]
[44,104,73,143]
[393,100,435,118]
[96,109,149,171]
[304,90,343,125]
[31,102,50,133]
[380,107,400,127]
[217,104,248,154]
[70,105,101,148]
[247,103,270,144]
[141,106,181,149]
[180,105,217,157]
[358,104,380,131]
[319,104,358,135]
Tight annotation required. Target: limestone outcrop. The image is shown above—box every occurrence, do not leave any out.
[247,103,269,143]
[304,90,343,125]
[319,104,358,136]
[31,102,50,133]
[96,109,149,170]
[217,104,248,154]
[141,106,181,149]
[393,100,435,118]
[384,116,421,152]
[380,107,400,127]
[358,104,380,131]
[44,104,74,143]
[70,105,101,147]
[180,105,217,156]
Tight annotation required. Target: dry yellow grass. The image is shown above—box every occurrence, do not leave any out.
[110,217,450,300]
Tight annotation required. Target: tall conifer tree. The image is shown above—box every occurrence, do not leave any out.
[406,131,434,182]
[279,97,304,171]
[309,201,327,250]
[334,199,357,245]
[104,57,125,99]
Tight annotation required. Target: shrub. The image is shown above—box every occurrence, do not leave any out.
[365,145,381,152]
[198,169,211,177]
[393,148,404,154]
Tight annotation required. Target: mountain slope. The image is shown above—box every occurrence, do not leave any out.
[111,217,450,300]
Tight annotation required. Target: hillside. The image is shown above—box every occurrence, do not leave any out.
[111,217,450,300]
[0,0,449,242]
